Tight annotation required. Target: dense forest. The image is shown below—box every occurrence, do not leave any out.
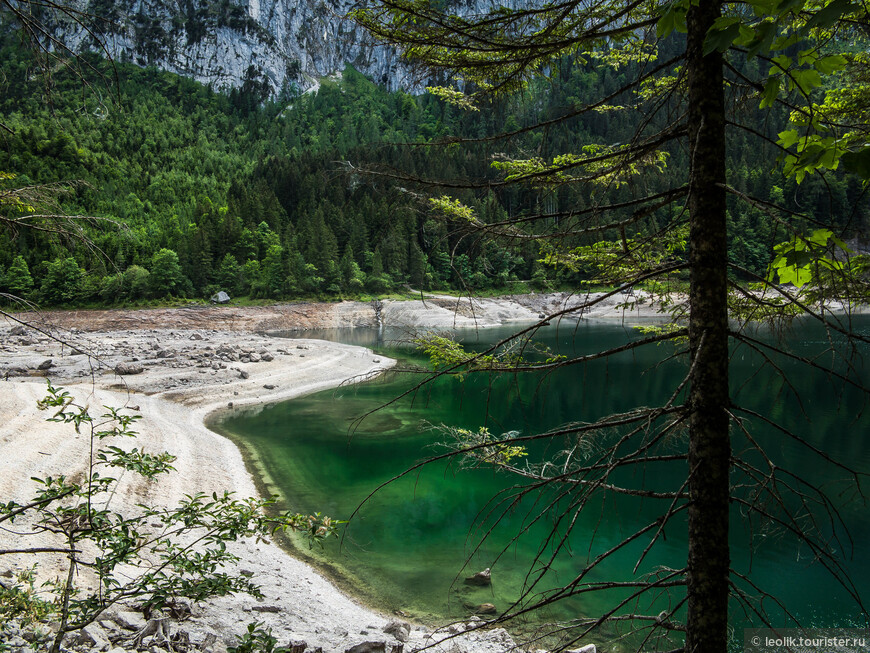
[0,35,865,306]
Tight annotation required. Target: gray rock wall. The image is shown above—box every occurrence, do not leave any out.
[51,0,422,94]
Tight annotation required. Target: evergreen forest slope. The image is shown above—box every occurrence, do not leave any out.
[0,39,865,307]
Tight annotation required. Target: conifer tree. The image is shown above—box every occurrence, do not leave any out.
[5,254,33,296]
[354,2,870,651]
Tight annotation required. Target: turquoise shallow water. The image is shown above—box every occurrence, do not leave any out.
[216,317,870,642]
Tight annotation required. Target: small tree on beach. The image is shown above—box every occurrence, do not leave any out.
[352,1,870,651]
[0,383,339,653]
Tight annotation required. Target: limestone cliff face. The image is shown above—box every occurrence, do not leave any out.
[54,0,419,94]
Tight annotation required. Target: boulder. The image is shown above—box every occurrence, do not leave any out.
[476,603,497,615]
[211,291,231,304]
[106,609,146,631]
[115,362,144,375]
[198,632,223,652]
[346,641,386,653]
[464,568,491,586]
[37,359,53,370]
[65,623,111,650]
[382,621,410,642]
[9,325,26,336]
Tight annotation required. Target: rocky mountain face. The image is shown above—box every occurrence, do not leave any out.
[53,0,422,95]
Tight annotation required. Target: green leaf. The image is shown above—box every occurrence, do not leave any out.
[760,77,781,108]
[748,0,781,15]
[813,54,848,74]
[745,21,777,57]
[774,0,806,13]
[791,68,823,94]
[842,147,870,179]
[771,54,792,70]
[807,228,834,246]
[703,19,742,55]
[656,1,688,38]
[778,129,800,148]
[803,0,861,30]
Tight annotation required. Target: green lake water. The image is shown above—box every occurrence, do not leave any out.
[215,317,870,641]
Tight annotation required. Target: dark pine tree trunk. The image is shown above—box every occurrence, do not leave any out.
[685,2,731,653]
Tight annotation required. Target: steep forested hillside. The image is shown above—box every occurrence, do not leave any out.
[0,39,865,306]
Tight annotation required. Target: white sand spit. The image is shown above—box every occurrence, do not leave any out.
[0,319,521,652]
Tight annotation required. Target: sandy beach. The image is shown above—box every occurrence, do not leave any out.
[0,292,669,651]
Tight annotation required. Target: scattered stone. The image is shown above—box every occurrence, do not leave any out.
[251,605,282,613]
[156,349,175,358]
[382,621,410,642]
[239,569,255,577]
[476,603,497,615]
[190,333,204,340]
[115,362,144,375]
[228,402,233,408]
[263,384,276,390]
[373,359,381,364]
[239,370,250,380]
[65,623,111,650]
[485,628,516,648]
[37,359,53,370]
[261,353,274,362]
[464,568,491,586]
[249,352,261,362]
[198,633,220,652]
[9,325,25,335]
[286,639,308,653]
[346,641,386,653]
[566,646,596,653]
[107,610,146,631]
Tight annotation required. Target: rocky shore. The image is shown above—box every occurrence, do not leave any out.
[0,292,645,653]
